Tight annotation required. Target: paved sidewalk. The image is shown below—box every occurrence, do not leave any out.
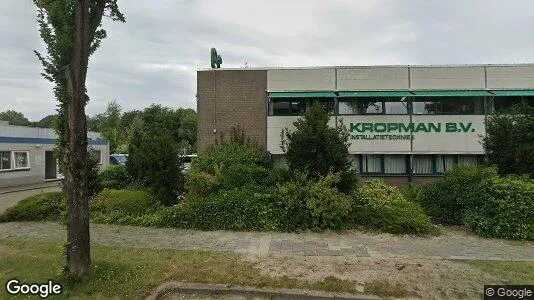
[1,221,533,261]
[0,186,61,213]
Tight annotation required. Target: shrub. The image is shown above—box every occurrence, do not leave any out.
[127,129,184,205]
[99,165,130,189]
[192,142,270,174]
[463,176,534,240]
[186,142,271,196]
[281,102,359,193]
[90,189,159,224]
[273,173,351,230]
[0,192,64,222]
[415,166,499,225]
[352,179,435,234]
[184,187,279,231]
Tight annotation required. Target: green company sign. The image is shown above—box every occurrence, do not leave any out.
[349,122,475,141]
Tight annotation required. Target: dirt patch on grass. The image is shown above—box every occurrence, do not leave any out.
[245,254,504,299]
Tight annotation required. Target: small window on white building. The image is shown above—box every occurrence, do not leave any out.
[436,155,457,173]
[413,155,434,174]
[361,154,382,173]
[0,151,11,170]
[458,155,478,167]
[14,151,29,169]
[384,155,406,174]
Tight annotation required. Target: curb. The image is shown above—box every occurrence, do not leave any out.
[0,182,61,195]
[146,282,382,300]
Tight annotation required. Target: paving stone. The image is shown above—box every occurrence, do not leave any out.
[0,222,533,261]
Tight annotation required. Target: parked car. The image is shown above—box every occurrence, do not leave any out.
[180,154,197,173]
[109,154,128,166]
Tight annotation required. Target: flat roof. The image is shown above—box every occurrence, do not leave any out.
[198,63,534,72]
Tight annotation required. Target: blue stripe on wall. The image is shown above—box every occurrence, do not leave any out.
[0,136,109,146]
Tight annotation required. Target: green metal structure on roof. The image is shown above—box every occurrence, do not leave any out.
[268,90,534,99]
[337,91,413,97]
[489,90,534,96]
[411,90,491,96]
[268,92,336,98]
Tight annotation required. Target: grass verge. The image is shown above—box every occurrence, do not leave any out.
[0,238,406,299]
[462,260,534,284]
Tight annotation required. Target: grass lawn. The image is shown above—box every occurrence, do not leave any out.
[2,238,533,299]
[0,238,385,299]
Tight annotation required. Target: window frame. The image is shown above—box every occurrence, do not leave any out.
[13,151,30,170]
[337,97,408,116]
[0,151,12,171]
[0,150,31,172]
[411,96,484,115]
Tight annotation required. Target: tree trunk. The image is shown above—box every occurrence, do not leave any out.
[65,0,92,280]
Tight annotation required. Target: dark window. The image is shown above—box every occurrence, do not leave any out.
[270,100,291,115]
[493,96,534,113]
[0,151,11,170]
[269,98,334,115]
[412,99,436,115]
[338,98,383,115]
[412,97,483,114]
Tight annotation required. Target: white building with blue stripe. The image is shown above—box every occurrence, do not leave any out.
[0,121,109,188]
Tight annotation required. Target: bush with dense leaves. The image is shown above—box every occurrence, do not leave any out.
[415,166,499,225]
[281,102,359,193]
[99,165,130,189]
[186,142,272,196]
[462,176,534,240]
[90,189,159,225]
[352,179,435,234]
[273,173,351,230]
[0,192,64,222]
[127,129,184,206]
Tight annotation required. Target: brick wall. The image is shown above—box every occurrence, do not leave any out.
[197,70,267,153]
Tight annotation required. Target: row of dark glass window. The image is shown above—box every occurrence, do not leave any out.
[268,96,534,116]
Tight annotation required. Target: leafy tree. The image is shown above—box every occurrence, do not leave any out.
[33,0,125,280]
[484,105,534,177]
[281,102,358,193]
[35,114,57,128]
[98,100,121,153]
[126,116,184,206]
[177,108,197,153]
[0,110,30,126]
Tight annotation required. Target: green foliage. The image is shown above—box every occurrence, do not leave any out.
[0,192,64,222]
[0,110,30,126]
[352,180,435,234]
[98,101,122,153]
[484,105,534,177]
[193,142,270,174]
[274,173,351,230]
[183,188,278,231]
[87,148,103,198]
[416,166,534,240]
[127,121,184,205]
[34,114,57,128]
[281,102,358,193]
[415,166,499,225]
[99,165,130,189]
[462,176,534,240]
[90,189,158,225]
[187,141,271,196]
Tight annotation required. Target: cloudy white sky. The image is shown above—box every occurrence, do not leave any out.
[2,0,534,120]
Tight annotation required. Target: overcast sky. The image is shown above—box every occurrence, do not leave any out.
[2,0,534,121]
